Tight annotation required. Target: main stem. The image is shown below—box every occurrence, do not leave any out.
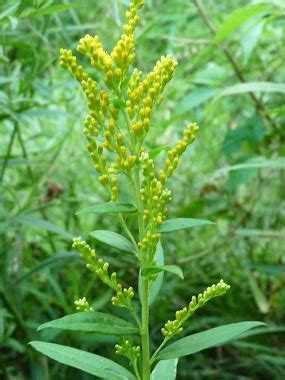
[134,167,150,379]
[141,277,150,379]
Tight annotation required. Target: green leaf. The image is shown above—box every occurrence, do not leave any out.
[236,229,285,240]
[247,272,269,314]
[159,218,215,233]
[111,98,126,110]
[193,62,226,87]
[89,230,137,254]
[38,311,138,335]
[151,359,179,380]
[141,265,184,280]
[13,252,79,284]
[0,2,19,20]
[215,5,270,42]
[76,202,137,215]
[149,241,164,306]
[258,354,285,366]
[179,88,219,113]
[239,326,285,339]
[149,145,169,159]
[215,157,285,177]
[218,82,285,97]
[30,342,135,380]
[252,263,285,276]
[22,3,80,18]
[16,215,73,239]
[240,19,266,63]
[157,321,266,360]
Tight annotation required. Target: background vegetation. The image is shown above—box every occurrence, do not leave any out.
[1,0,284,379]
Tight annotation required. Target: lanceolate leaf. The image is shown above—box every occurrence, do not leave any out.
[149,241,164,306]
[218,82,285,97]
[159,218,215,233]
[76,202,137,215]
[30,342,136,380]
[17,215,73,239]
[38,311,138,335]
[214,5,270,42]
[89,230,137,254]
[151,358,179,380]
[141,265,184,280]
[13,252,79,284]
[214,157,285,177]
[149,145,169,159]
[157,321,266,360]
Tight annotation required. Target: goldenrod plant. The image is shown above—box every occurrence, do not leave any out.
[30,1,265,379]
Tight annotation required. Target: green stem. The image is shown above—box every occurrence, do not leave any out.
[150,338,169,364]
[0,122,17,184]
[130,307,142,329]
[134,169,145,240]
[133,166,150,379]
[141,277,150,379]
[133,358,142,380]
[121,85,150,378]
[117,213,138,252]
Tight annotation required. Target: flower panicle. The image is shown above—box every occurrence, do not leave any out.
[72,237,134,309]
[164,122,199,178]
[161,280,230,339]
[128,55,178,139]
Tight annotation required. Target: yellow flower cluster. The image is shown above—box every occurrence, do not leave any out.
[77,34,112,76]
[164,122,199,179]
[59,2,148,204]
[161,280,230,338]
[72,237,134,309]
[127,55,178,139]
[138,152,172,260]
[61,0,200,272]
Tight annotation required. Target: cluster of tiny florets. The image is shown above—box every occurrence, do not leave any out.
[63,0,203,329]
[115,339,141,366]
[74,297,93,312]
[72,237,134,309]
[164,122,199,178]
[161,280,230,338]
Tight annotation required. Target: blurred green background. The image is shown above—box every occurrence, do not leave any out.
[1,0,285,379]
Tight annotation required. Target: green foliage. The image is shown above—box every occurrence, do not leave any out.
[1,0,285,379]
[156,322,266,360]
[159,217,215,233]
[38,311,139,335]
[30,341,136,380]
[150,359,178,380]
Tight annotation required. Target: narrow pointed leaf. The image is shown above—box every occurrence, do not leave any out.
[76,202,137,215]
[151,358,179,380]
[38,311,138,335]
[149,145,169,159]
[141,265,184,280]
[157,321,266,360]
[13,252,79,284]
[17,215,73,239]
[89,230,137,254]
[30,342,136,380]
[159,218,215,233]
[139,241,164,306]
[215,157,285,177]
[218,82,285,97]
[215,5,270,42]
[149,241,164,305]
